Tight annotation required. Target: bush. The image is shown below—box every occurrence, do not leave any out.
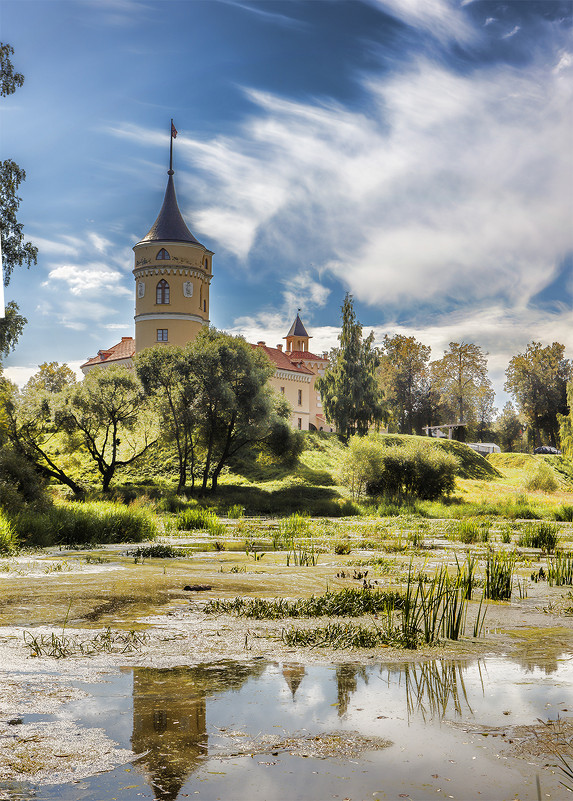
[0,510,18,554]
[365,441,458,501]
[14,501,157,547]
[525,461,558,493]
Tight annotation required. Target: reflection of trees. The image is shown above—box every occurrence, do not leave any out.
[510,629,571,675]
[400,660,475,721]
[335,665,368,717]
[131,661,266,801]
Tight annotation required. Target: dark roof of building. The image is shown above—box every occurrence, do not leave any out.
[80,337,135,369]
[285,313,310,339]
[136,171,204,247]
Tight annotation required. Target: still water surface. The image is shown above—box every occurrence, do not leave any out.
[2,654,572,801]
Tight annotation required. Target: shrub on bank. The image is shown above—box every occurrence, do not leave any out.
[365,441,458,501]
[13,501,157,546]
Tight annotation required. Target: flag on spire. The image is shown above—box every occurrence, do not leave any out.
[171,121,178,139]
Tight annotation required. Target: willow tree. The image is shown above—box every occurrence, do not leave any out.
[316,293,385,441]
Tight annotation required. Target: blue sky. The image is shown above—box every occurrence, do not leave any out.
[2,0,572,408]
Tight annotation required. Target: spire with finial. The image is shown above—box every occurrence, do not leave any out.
[136,120,203,246]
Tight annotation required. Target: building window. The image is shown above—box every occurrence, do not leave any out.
[157,329,168,342]
[298,418,302,430]
[203,299,207,312]
[156,248,170,260]
[204,257,209,269]
[280,386,285,395]
[298,389,302,406]
[156,279,170,304]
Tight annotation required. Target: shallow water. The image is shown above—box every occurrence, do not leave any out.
[2,654,572,801]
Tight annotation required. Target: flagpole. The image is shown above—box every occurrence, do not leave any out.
[169,118,174,173]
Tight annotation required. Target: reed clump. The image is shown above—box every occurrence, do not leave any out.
[517,521,559,552]
[547,552,573,586]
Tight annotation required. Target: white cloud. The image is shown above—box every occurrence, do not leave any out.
[369,0,476,44]
[182,53,571,319]
[45,262,131,297]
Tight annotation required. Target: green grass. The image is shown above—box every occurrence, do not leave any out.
[0,510,19,554]
[13,502,158,546]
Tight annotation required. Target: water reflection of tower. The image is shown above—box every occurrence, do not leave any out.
[132,667,207,801]
[282,663,306,700]
[131,663,267,801]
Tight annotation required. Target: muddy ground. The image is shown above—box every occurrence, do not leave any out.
[0,535,572,794]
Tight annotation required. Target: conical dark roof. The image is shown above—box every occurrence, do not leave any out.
[286,313,310,339]
[137,171,204,246]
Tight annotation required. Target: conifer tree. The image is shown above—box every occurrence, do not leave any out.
[316,293,385,440]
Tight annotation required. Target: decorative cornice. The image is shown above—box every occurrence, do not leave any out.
[134,312,208,324]
[133,267,208,280]
[274,369,312,382]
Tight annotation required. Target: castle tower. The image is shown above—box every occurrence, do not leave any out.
[284,311,310,353]
[133,139,213,353]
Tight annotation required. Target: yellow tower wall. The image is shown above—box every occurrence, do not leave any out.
[133,241,213,353]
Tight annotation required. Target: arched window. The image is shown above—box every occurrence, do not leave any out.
[204,257,209,269]
[156,279,170,304]
[156,248,170,260]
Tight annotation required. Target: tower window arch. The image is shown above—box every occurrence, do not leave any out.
[156,279,170,304]
[156,248,170,260]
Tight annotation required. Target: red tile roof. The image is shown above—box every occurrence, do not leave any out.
[81,337,135,368]
[251,343,314,375]
[287,350,328,361]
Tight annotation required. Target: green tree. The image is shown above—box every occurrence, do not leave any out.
[433,342,491,440]
[0,301,26,357]
[60,367,157,492]
[1,378,85,497]
[473,383,497,441]
[558,381,573,460]
[505,341,571,448]
[186,329,280,492]
[380,334,430,434]
[136,345,199,494]
[316,293,385,441]
[24,361,76,394]
[496,402,523,452]
[1,44,37,284]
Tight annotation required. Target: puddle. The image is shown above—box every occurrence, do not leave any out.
[1,655,572,801]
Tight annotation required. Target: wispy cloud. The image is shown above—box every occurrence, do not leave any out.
[181,52,572,321]
[368,0,476,44]
[215,0,307,30]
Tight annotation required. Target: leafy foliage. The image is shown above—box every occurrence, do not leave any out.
[505,341,571,448]
[379,334,430,434]
[1,44,37,284]
[316,293,385,440]
[59,366,157,492]
[432,342,492,436]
